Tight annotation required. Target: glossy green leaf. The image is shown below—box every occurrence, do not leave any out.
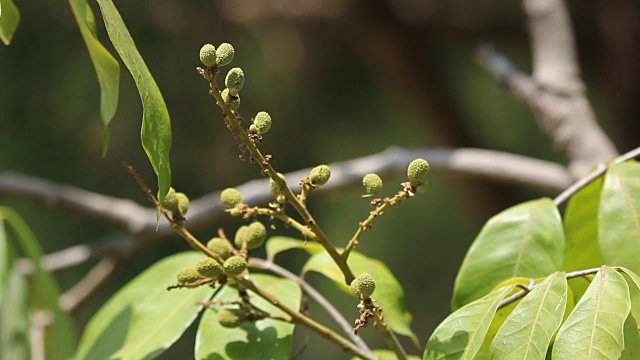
[620,314,640,360]
[69,0,120,156]
[195,273,301,359]
[96,0,172,204]
[563,176,603,271]
[0,219,30,359]
[303,250,418,345]
[265,236,324,261]
[599,162,640,273]
[453,198,565,309]
[490,272,567,359]
[76,252,214,360]
[477,289,519,359]
[424,286,515,360]
[619,267,640,334]
[552,266,630,360]
[0,0,19,45]
[0,207,75,360]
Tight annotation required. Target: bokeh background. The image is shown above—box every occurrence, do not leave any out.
[1,0,639,358]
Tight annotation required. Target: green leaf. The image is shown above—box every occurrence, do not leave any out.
[619,267,640,335]
[620,314,640,360]
[0,0,20,45]
[76,252,214,360]
[0,207,76,360]
[424,286,515,360]
[599,162,640,273]
[0,220,30,359]
[351,350,421,360]
[195,273,301,359]
[69,0,120,155]
[96,0,172,203]
[265,236,324,261]
[453,198,565,309]
[489,272,567,359]
[552,266,630,360]
[303,250,418,345]
[563,176,603,271]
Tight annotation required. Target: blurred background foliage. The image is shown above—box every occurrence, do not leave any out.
[1,0,639,358]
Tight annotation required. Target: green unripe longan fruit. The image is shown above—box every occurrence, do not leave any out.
[252,111,272,135]
[229,203,244,217]
[234,225,250,248]
[407,158,430,186]
[216,308,245,328]
[161,187,179,212]
[350,272,376,299]
[309,164,331,187]
[225,68,245,96]
[221,88,240,111]
[195,257,223,278]
[216,43,235,66]
[175,192,190,216]
[220,188,243,208]
[362,173,383,195]
[199,44,217,67]
[177,266,203,284]
[245,221,267,249]
[207,237,233,260]
[269,172,286,195]
[223,256,247,277]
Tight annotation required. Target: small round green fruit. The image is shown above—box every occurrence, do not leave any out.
[175,192,190,216]
[195,257,223,278]
[177,266,203,284]
[245,221,267,249]
[234,225,250,248]
[309,164,331,187]
[253,111,272,135]
[199,44,217,67]
[350,272,376,299]
[220,188,243,208]
[216,43,235,66]
[407,158,430,186]
[216,308,245,328]
[225,68,245,96]
[362,174,383,196]
[221,88,240,111]
[207,237,233,260]
[161,187,179,212]
[223,256,247,277]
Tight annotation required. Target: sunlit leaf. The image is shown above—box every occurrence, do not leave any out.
[95,0,172,204]
[599,162,640,273]
[265,236,324,261]
[351,350,421,360]
[489,272,567,359]
[424,286,514,360]
[0,0,20,45]
[76,252,214,360]
[552,266,630,360]
[195,274,301,359]
[303,250,418,345]
[453,198,565,309]
[69,0,120,156]
[0,207,76,360]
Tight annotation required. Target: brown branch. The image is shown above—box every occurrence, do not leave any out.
[59,257,120,313]
[477,0,619,178]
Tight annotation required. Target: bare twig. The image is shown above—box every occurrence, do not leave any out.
[476,0,619,178]
[249,258,373,356]
[553,145,640,206]
[60,257,120,313]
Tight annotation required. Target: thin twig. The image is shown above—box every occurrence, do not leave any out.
[60,257,120,313]
[553,145,640,206]
[249,258,374,356]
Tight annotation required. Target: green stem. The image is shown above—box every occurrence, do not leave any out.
[237,278,377,360]
[372,307,408,360]
[342,190,411,260]
[172,222,225,265]
[203,68,355,285]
